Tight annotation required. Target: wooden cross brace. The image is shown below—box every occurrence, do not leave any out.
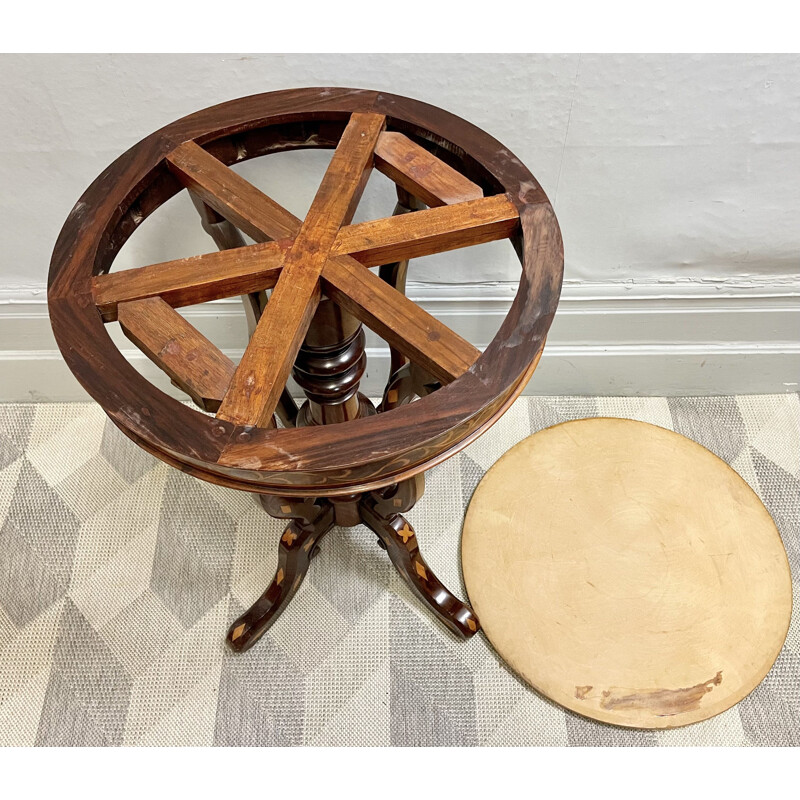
[91,113,521,427]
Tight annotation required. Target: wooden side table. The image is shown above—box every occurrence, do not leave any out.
[48,88,564,652]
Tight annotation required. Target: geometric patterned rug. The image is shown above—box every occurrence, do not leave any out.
[1,395,797,746]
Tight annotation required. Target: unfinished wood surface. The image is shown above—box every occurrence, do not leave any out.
[462,418,793,729]
[167,140,300,242]
[323,254,480,383]
[118,297,235,412]
[92,241,289,320]
[374,131,483,207]
[332,194,519,267]
[215,112,386,427]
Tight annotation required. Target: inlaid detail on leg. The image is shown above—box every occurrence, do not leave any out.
[281,529,298,546]
[360,479,479,640]
[380,362,441,412]
[233,474,478,650]
[398,523,414,544]
[227,496,335,652]
[370,473,425,517]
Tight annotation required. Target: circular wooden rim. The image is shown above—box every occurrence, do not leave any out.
[48,88,563,494]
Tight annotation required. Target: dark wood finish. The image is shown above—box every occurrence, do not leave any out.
[293,325,375,427]
[380,362,440,412]
[227,495,335,652]
[117,296,235,413]
[49,89,562,494]
[360,475,479,639]
[227,473,478,649]
[374,131,483,206]
[48,88,563,647]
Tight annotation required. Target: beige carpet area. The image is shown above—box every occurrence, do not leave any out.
[0,395,797,746]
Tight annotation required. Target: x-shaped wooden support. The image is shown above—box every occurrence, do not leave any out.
[92,113,521,427]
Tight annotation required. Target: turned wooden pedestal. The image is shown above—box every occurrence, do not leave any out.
[48,88,564,652]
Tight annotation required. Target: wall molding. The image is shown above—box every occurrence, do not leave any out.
[2,279,798,402]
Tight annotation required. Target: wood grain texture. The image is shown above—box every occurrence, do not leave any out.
[92,240,289,320]
[48,88,563,493]
[331,193,518,267]
[215,112,385,427]
[462,418,793,729]
[167,140,300,241]
[374,130,483,206]
[227,496,336,652]
[361,480,479,639]
[322,254,480,383]
[117,297,235,412]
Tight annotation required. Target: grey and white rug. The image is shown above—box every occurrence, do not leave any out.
[0,395,797,746]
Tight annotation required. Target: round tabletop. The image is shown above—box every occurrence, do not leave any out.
[48,88,563,496]
[462,418,792,728]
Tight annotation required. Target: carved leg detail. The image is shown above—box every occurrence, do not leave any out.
[360,485,480,640]
[380,362,441,412]
[227,498,334,652]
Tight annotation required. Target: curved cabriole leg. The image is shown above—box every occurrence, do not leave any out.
[227,497,335,652]
[379,362,441,412]
[360,476,480,639]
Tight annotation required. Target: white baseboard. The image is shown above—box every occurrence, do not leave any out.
[1,280,798,402]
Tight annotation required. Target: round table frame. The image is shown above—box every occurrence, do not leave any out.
[48,88,563,650]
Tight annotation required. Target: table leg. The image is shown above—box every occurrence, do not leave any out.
[226,496,335,652]
[359,475,480,639]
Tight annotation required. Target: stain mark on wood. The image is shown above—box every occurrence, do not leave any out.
[596,672,723,716]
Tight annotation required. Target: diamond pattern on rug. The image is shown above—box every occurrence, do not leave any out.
[737,647,800,746]
[214,604,305,747]
[0,460,79,626]
[668,396,747,464]
[0,396,796,746]
[150,471,235,628]
[528,396,599,433]
[36,599,132,746]
[390,598,477,746]
[0,405,33,470]
[100,418,159,484]
[750,447,800,574]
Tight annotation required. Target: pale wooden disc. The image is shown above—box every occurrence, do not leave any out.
[462,418,792,729]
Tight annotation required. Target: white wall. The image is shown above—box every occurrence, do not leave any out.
[1,54,798,398]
